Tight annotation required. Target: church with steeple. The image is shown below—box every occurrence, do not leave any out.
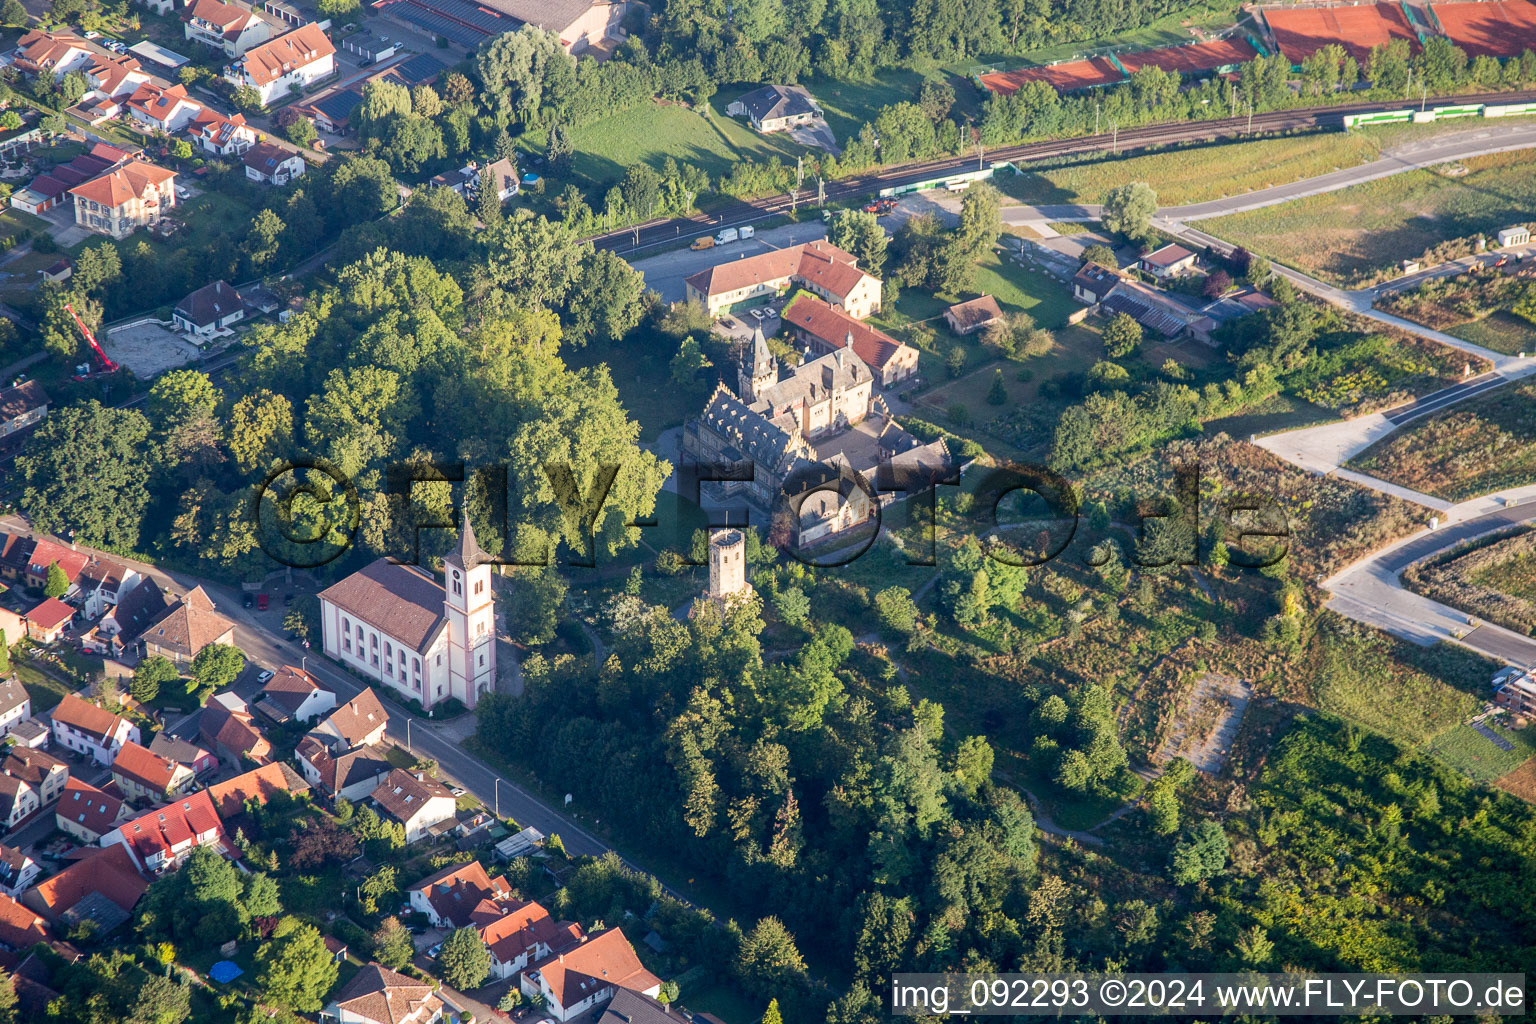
[317,513,498,712]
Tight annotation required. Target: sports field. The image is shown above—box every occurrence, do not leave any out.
[980,57,1124,94]
[1117,35,1259,73]
[1263,2,1419,65]
[1431,0,1536,57]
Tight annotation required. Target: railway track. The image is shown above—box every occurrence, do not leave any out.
[591,88,1536,255]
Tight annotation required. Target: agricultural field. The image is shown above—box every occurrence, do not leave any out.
[563,100,808,190]
[1429,720,1536,782]
[1496,757,1536,802]
[1349,379,1536,499]
[1403,527,1536,635]
[1202,150,1536,286]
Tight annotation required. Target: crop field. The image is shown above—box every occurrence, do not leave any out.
[1201,150,1536,286]
[1349,380,1536,499]
[565,100,807,189]
[1495,756,1536,802]
[1429,721,1536,781]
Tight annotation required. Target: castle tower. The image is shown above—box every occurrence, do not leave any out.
[444,510,496,709]
[707,528,753,604]
[738,325,776,403]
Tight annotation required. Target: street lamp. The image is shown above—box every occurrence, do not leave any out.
[493,777,503,818]
[405,718,412,752]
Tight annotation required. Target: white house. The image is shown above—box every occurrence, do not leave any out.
[0,777,36,831]
[124,81,204,133]
[0,678,30,740]
[254,665,336,724]
[0,846,40,897]
[50,694,140,765]
[183,0,273,57]
[308,688,389,752]
[3,748,68,806]
[13,31,95,79]
[242,141,305,185]
[370,769,456,843]
[326,963,443,1024]
[318,515,496,712]
[1138,243,1198,280]
[77,558,141,619]
[481,900,582,980]
[295,737,393,803]
[520,929,662,1022]
[186,107,255,157]
[103,791,227,873]
[407,860,511,928]
[224,23,335,106]
[173,280,246,338]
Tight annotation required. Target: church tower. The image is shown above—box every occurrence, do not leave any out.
[738,326,777,403]
[444,510,496,709]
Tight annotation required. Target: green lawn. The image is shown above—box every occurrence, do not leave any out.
[15,662,71,713]
[973,251,1078,327]
[950,0,1238,72]
[801,69,929,143]
[1429,722,1536,782]
[683,981,763,1024]
[565,328,692,443]
[561,100,808,191]
[1202,149,1536,287]
[1448,310,1536,356]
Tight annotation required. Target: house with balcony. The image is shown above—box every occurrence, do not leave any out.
[183,0,273,57]
[102,790,227,873]
[68,160,178,240]
[50,694,140,765]
[224,23,335,106]
[187,107,256,156]
[520,928,662,1022]
[369,769,456,843]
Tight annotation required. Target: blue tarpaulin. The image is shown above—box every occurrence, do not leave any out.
[209,961,243,984]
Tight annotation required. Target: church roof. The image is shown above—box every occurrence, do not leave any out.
[319,558,448,654]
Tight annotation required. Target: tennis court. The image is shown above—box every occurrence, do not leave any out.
[1264,2,1420,65]
[1118,36,1260,74]
[980,57,1124,95]
[1431,0,1536,56]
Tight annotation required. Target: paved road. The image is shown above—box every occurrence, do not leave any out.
[1384,372,1511,426]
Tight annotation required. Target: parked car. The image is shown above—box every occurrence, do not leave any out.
[426,943,442,959]
[256,594,269,610]
[690,236,714,251]
[750,308,767,321]
[243,594,254,608]
[255,669,274,684]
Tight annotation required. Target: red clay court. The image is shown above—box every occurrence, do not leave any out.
[980,57,1124,95]
[1431,0,1536,57]
[1117,36,1260,73]
[1263,2,1420,65]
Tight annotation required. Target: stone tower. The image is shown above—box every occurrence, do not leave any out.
[707,528,752,604]
[738,325,777,403]
[444,510,496,709]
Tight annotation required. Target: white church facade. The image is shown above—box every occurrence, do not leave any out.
[318,515,497,712]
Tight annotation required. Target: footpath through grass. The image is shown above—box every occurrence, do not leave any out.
[1201,149,1536,286]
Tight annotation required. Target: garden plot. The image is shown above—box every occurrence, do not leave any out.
[1153,672,1251,774]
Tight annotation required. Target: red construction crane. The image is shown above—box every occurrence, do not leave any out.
[63,302,119,376]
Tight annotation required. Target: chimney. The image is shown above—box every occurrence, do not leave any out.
[835,348,845,368]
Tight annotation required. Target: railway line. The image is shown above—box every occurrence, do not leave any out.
[591,88,1536,256]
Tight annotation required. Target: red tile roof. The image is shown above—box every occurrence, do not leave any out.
[530,928,660,1010]
[68,160,176,210]
[331,962,442,1024]
[781,292,909,372]
[56,777,124,838]
[684,241,871,302]
[480,900,581,965]
[50,694,131,745]
[207,762,308,819]
[23,539,89,583]
[115,790,224,866]
[111,741,186,794]
[409,861,510,928]
[23,844,146,921]
[0,894,47,949]
[233,23,334,86]
[24,598,72,632]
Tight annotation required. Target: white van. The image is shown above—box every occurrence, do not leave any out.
[715,227,739,245]
[740,225,755,240]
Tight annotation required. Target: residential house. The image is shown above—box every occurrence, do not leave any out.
[520,928,662,1021]
[183,0,273,56]
[297,87,362,134]
[318,517,497,711]
[0,894,47,951]
[0,847,40,897]
[55,777,127,844]
[780,293,919,387]
[1101,276,1216,343]
[0,677,30,739]
[254,665,336,724]
[480,157,519,202]
[206,761,309,820]
[3,748,67,805]
[125,81,203,133]
[727,84,824,133]
[243,141,305,185]
[0,535,90,592]
[13,31,94,79]
[370,769,456,843]
[308,688,389,752]
[480,899,582,980]
[82,53,151,101]
[76,557,140,619]
[137,586,236,664]
[224,24,336,106]
[0,381,49,444]
[943,295,1004,336]
[148,734,218,776]
[7,721,48,751]
[407,860,511,928]
[69,160,178,240]
[9,143,137,217]
[23,598,73,644]
[598,990,697,1024]
[428,161,480,195]
[111,741,196,804]
[326,962,444,1024]
[684,240,882,318]
[21,844,147,935]
[0,612,19,652]
[1071,262,1122,305]
[1495,670,1536,720]
[1138,243,1198,279]
[200,691,273,766]
[49,694,140,765]
[173,279,246,338]
[187,107,255,156]
[295,737,393,802]
[102,789,227,873]
[0,776,37,830]
[99,576,170,646]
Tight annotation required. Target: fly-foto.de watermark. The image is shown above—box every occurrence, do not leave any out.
[249,457,1290,571]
